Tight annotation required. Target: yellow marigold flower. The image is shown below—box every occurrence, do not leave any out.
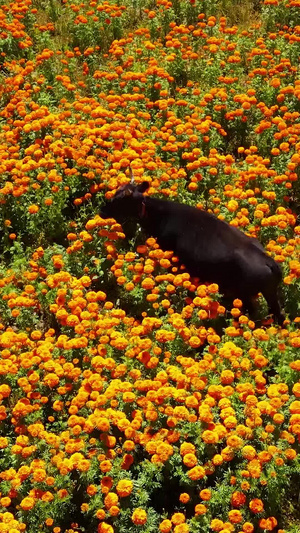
[202,430,219,444]
[0,437,8,448]
[98,523,114,533]
[221,370,235,384]
[159,519,172,532]
[0,497,11,507]
[32,468,47,482]
[155,329,176,342]
[174,524,189,533]
[228,509,243,523]
[131,508,147,525]
[187,465,205,480]
[212,454,224,466]
[116,479,133,497]
[20,496,35,510]
[104,492,119,509]
[242,445,256,459]
[290,401,300,413]
[180,442,196,455]
[210,519,224,531]
[141,277,155,290]
[171,513,185,525]
[195,503,207,515]
[183,453,197,468]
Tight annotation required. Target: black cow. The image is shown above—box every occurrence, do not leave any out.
[101,181,285,325]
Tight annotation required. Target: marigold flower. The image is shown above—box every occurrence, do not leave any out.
[28,205,39,214]
[159,519,172,532]
[171,513,185,525]
[116,479,133,497]
[179,493,190,503]
[0,497,11,507]
[199,489,212,501]
[98,523,114,533]
[242,524,254,533]
[195,503,207,515]
[228,509,243,523]
[210,519,224,531]
[242,445,256,460]
[131,508,147,525]
[20,496,35,510]
[104,492,119,509]
[187,465,205,480]
[174,525,189,533]
[249,498,264,513]
[183,453,198,467]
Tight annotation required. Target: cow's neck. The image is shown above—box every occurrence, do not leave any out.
[138,197,168,236]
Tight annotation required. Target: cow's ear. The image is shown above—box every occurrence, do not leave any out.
[136,181,150,193]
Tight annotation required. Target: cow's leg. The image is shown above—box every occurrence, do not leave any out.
[233,249,285,325]
[241,296,257,320]
[262,288,285,326]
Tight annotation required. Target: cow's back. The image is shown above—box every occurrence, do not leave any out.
[142,197,275,293]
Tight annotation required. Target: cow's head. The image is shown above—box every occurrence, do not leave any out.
[101,181,150,224]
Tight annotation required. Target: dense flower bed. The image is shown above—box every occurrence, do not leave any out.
[0,0,300,532]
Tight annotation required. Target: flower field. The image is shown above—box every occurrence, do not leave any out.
[0,0,300,531]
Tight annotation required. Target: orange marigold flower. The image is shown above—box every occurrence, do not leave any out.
[87,484,98,496]
[141,277,155,290]
[285,448,296,460]
[96,509,106,520]
[28,205,39,214]
[109,506,120,517]
[33,468,47,482]
[231,491,246,507]
[259,517,277,530]
[199,489,212,501]
[202,430,219,444]
[249,498,264,513]
[179,493,190,504]
[242,523,254,533]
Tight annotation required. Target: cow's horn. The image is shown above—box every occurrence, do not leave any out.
[129,166,134,184]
